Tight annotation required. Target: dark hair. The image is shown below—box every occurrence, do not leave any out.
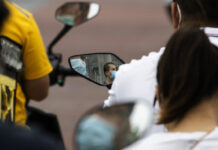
[0,0,9,29]
[103,62,115,76]
[174,0,218,27]
[157,27,218,124]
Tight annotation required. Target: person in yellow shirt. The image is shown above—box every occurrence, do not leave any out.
[0,0,53,125]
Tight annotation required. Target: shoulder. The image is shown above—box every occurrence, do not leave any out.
[123,132,196,150]
[5,0,36,29]
[1,1,35,45]
[114,48,165,86]
[6,1,32,19]
[117,48,165,75]
[106,48,165,105]
[123,133,169,150]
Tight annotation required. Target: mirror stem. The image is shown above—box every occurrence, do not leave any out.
[48,25,72,55]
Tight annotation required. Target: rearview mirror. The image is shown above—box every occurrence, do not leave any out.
[68,53,124,86]
[55,2,100,27]
[74,102,153,150]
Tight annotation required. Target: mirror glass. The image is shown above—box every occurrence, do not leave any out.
[55,2,100,26]
[74,102,153,150]
[68,53,124,86]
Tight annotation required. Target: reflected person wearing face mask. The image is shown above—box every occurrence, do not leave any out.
[103,62,117,85]
[76,115,116,150]
[56,15,75,26]
[70,56,87,76]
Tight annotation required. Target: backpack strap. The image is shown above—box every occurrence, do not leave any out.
[0,36,23,123]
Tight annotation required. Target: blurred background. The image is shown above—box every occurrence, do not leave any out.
[15,0,172,149]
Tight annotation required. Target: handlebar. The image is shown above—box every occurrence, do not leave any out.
[49,53,78,86]
[50,65,78,86]
[56,65,78,86]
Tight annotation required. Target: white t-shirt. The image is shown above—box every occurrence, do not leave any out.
[123,127,218,150]
[104,27,218,137]
[104,47,166,136]
[104,27,218,108]
[104,47,165,107]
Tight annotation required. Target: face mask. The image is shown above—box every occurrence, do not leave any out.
[70,59,86,75]
[110,71,116,81]
[76,116,116,150]
[56,15,75,26]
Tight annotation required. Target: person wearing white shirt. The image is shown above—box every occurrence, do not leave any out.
[104,0,218,137]
[124,27,218,150]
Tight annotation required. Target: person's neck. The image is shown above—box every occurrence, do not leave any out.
[106,78,112,84]
[166,97,217,133]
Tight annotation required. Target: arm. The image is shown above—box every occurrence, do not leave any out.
[22,14,53,101]
[24,75,50,101]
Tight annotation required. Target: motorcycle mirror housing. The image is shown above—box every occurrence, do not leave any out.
[48,2,100,55]
[68,53,125,88]
[74,102,153,150]
[55,2,100,27]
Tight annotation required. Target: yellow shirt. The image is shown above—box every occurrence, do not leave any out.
[0,1,53,125]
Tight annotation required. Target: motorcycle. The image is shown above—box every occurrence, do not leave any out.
[26,2,153,149]
[26,1,126,149]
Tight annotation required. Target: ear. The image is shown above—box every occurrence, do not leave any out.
[171,2,180,30]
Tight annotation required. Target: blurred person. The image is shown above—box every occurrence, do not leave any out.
[0,122,62,150]
[70,56,87,76]
[164,0,173,20]
[124,27,218,150]
[103,62,117,85]
[0,0,52,125]
[104,0,218,137]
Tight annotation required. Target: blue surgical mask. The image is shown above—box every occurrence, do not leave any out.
[56,15,75,26]
[110,71,116,81]
[76,116,116,150]
[70,59,86,75]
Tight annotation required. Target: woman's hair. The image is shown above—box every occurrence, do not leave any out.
[157,27,218,124]
[174,0,218,27]
[0,0,9,29]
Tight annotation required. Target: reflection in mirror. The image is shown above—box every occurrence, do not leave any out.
[74,102,153,150]
[55,2,100,26]
[69,53,124,86]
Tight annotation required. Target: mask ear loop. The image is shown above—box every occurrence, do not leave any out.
[153,96,157,107]
[177,4,182,28]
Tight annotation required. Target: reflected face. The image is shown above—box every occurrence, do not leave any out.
[105,64,116,77]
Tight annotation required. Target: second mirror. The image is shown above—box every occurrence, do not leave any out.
[74,102,153,150]
[55,2,100,27]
